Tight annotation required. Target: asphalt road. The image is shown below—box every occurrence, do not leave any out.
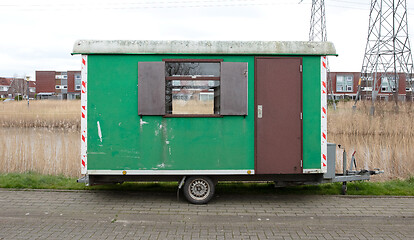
[0,189,413,239]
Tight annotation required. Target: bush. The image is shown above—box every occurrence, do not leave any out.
[14,95,23,101]
[328,99,339,105]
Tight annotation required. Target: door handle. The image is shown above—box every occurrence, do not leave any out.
[257,105,263,118]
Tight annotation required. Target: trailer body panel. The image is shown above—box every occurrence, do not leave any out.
[72,40,337,175]
[85,54,323,174]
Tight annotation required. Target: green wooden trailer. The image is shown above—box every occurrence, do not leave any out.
[73,40,379,203]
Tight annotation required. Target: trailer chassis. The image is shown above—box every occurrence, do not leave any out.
[77,143,382,203]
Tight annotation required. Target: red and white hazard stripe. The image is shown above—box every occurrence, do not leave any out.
[81,55,88,174]
[320,56,328,173]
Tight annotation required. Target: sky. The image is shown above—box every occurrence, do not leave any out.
[1,0,414,80]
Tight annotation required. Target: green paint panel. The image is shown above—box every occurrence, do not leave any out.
[86,54,322,172]
[87,55,254,171]
[302,56,322,169]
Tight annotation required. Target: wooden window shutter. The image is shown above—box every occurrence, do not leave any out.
[220,62,248,115]
[138,62,165,115]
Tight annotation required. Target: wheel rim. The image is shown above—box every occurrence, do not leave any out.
[188,179,210,201]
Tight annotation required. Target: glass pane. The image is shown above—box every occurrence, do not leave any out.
[336,75,344,91]
[166,62,220,77]
[336,75,344,84]
[346,75,353,85]
[381,77,389,86]
[166,80,220,114]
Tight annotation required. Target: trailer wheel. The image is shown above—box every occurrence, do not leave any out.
[183,176,215,204]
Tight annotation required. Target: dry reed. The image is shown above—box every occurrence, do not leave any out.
[0,100,80,129]
[328,101,414,181]
[0,128,79,177]
[328,101,414,136]
[330,134,414,181]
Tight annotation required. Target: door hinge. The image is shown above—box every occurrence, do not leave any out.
[300,112,303,120]
[300,65,303,72]
[301,160,303,168]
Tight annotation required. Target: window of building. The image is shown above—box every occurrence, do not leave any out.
[361,76,373,91]
[406,79,413,91]
[138,60,248,116]
[0,86,8,91]
[336,75,353,92]
[29,87,35,93]
[75,85,81,90]
[55,85,61,89]
[381,76,397,92]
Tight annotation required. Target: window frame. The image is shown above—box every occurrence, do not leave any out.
[336,74,354,93]
[381,76,398,92]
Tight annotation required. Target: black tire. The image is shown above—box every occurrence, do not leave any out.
[183,176,215,204]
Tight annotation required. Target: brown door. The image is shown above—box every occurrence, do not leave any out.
[255,57,302,174]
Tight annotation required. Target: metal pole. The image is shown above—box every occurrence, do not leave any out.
[392,0,399,109]
[26,76,30,107]
[343,148,347,176]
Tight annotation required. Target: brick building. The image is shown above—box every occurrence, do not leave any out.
[0,78,12,98]
[328,72,413,101]
[35,71,81,99]
[0,77,35,99]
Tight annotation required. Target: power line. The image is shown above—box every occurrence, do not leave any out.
[1,0,414,16]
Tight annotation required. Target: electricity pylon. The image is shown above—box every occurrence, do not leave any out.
[309,0,327,42]
[309,0,336,110]
[357,0,414,113]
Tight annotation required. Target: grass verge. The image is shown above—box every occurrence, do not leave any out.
[0,172,413,195]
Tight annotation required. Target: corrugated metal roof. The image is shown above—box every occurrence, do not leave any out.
[72,40,337,56]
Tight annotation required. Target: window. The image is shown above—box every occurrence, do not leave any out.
[63,85,68,89]
[361,76,373,91]
[29,87,35,93]
[0,86,8,91]
[165,61,221,115]
[75,75,81,91]
[406,79,413,91]
[381,76,397,92]
[336,75,353,92]
[55,85,61,89]
[138,60,248,116]
[55,72,68,80]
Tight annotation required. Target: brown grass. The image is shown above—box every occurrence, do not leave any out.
[0,100,80,177]
[328,101,414,136]
[328,101,414,181]
[0,100,80,129]
[330,134,414,181]
[0,128,79,177]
